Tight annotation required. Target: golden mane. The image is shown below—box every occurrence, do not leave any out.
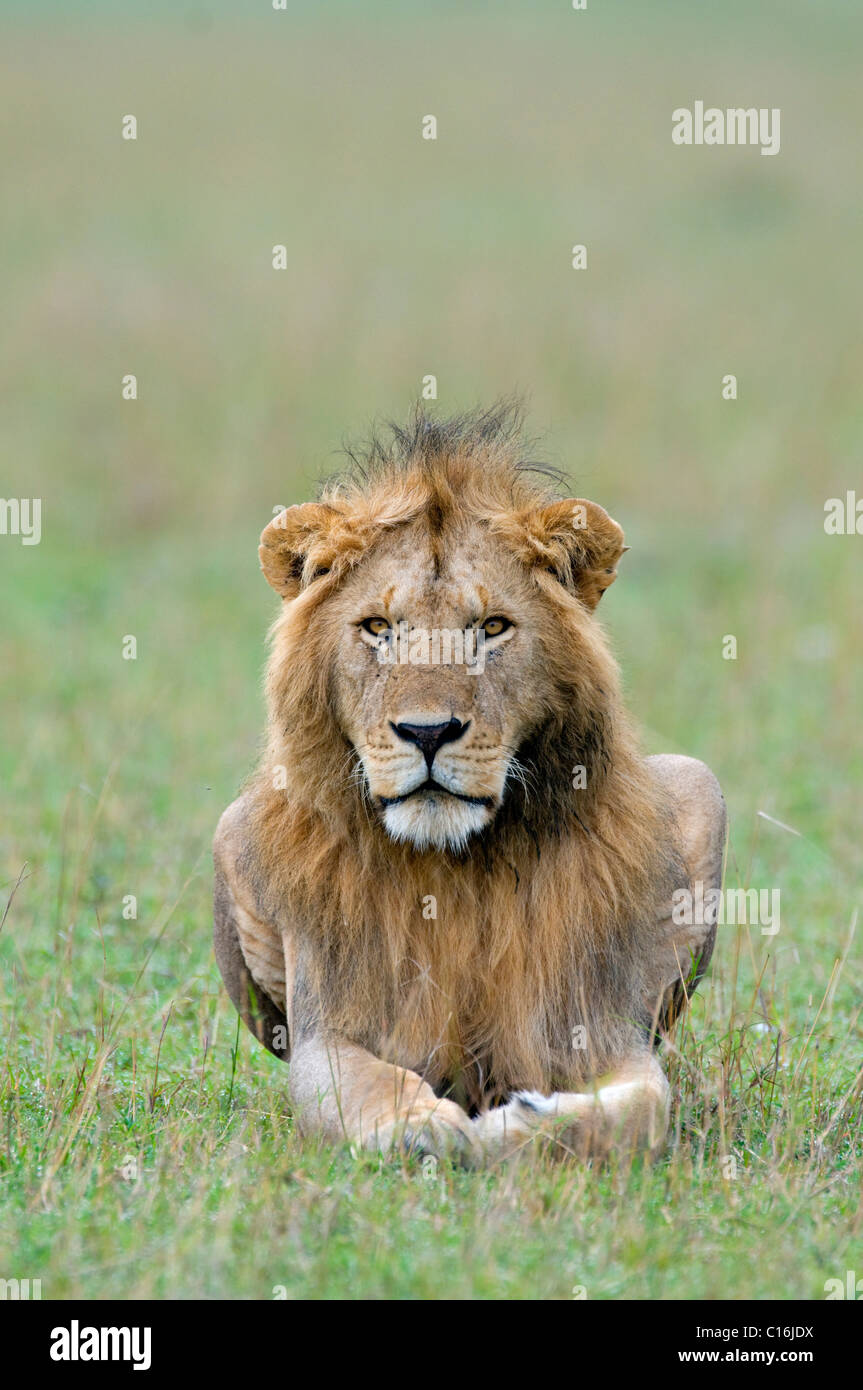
[243,405,682,1110]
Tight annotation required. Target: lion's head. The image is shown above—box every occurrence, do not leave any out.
[259,403,628,854]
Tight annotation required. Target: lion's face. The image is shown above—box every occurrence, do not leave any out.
[259,446,627,853]
[324,521,560,850]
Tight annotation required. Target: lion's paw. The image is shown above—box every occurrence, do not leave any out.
[370,1100,480,1167]
[472,1090,592,1159]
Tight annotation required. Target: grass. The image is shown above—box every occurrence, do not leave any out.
[1,0,861,1299]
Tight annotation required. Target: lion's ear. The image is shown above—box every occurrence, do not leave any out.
[259,503,345,597]
[495,498,628,611]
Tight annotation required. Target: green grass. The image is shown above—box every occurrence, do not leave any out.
[1,1,861,1299]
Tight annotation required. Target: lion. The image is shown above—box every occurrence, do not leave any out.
[213,403,726,1164]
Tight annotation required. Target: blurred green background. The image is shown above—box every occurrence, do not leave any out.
[1,0,861,1300]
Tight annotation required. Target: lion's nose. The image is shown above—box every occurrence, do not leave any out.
[391,717,468,770]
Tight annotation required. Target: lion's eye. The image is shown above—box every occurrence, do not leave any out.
[482,616,512,638]
[361,616,390,636]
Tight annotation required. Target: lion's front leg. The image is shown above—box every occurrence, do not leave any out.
[290,1034,479,1163]
[473,1051,670,1162]
[288,967,479,1163]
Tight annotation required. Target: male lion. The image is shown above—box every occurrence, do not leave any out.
[213,404,726,1163]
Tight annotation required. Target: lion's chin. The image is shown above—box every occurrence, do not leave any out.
[381,793,493,853]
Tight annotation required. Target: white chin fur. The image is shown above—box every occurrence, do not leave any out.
[382,794,491,851]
